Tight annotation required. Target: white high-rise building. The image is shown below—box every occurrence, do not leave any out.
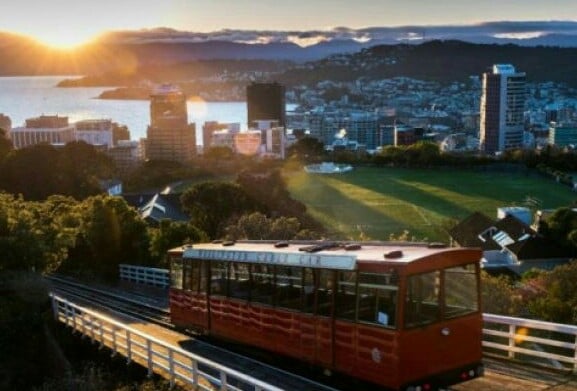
[75,119,114,148]
[480,64,526,154]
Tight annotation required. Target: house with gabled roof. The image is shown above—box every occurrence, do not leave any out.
[449,210,571,276]
[122,193,189,227]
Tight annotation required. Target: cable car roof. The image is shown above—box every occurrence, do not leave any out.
[175,240,476,270]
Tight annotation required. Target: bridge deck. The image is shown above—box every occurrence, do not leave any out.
[60,296,334,391]
[453,357,577,390]
[73,279,577,390]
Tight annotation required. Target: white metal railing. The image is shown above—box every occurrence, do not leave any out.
[117,266,577,373]
[119,264,169,288]
[482,313,577,372]
[51,294,282,391]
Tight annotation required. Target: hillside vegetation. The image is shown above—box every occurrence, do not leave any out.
[281,40,577,86]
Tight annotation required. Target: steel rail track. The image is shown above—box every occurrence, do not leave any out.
[47,274,341,391]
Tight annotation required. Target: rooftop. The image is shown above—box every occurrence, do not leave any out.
[178,240,479,266]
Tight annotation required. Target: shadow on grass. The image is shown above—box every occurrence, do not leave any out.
[291,171,471,241]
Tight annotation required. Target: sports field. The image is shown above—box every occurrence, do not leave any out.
[285,166,577,242]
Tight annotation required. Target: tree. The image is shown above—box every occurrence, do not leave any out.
[378,145,406,165]
[203,145,234,160]
[236,169,306,218]
[286,136,325,161]
[225,212,305,241]
[123,159,189,192]
[481,272,524,316]
[407,141,441,166]
[69,195,151,280]
[541,207,577,254]
[181,182,263,239]
[58,141,115,198]
[0,193,74,273]
[0,142,114,200]
[0,127,12,161]
[149,220,208,266]
[525,262,577,324]
[0,144,62,200]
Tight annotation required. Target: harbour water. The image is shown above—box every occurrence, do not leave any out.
[0,76,249,143]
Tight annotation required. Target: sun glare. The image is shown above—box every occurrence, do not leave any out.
[34,30,99,50]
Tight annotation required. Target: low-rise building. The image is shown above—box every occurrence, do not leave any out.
[449,211,571,276]
[548,122,577,147]
[10,115,75,149]
[106,140,142,174]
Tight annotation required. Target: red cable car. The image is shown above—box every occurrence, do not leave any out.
[168,240,484,390]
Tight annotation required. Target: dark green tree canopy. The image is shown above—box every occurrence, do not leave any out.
[286,136,325,161]
[181,182,263,239]
[149,219,208,266]
[0,127,13,161]
[0,142,115,200]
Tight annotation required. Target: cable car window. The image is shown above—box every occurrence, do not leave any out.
[170,257,183,289]
[229,262,251,300]
[303,268,315,314]
[405,271,441,328]
[189,260,199,292]
[252,264,275,306]
[199,260,208,294]
[317,270,334,317]
[183,260,193,291]
[336,271,357,321]
[444,263,479,319]
[276,266,302,311]
[358,272,398,328]
[210,261,229,296]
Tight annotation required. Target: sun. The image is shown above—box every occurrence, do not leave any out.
[33,28,100,50]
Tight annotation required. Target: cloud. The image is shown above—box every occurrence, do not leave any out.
[99,21,577,47]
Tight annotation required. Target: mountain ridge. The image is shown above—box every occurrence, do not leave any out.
[3,21,577,75]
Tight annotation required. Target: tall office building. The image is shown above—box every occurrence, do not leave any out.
[146,85,195,162]
[246,82,286,128]
[480,64,526,154]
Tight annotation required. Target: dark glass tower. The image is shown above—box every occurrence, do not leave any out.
[480,64,526,154]
[146,85,195,162]
[246,82,286,128]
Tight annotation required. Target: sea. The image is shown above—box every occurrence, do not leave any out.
[0,76,253,145]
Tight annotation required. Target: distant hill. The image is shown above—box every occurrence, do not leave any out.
[3,30,577,89]
[0,32,363,76]
[278,40,577,87]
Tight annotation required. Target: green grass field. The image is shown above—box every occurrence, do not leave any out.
[285,166,577,242]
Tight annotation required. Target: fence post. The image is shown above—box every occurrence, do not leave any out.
[220,371,228,391]
[147,340,154,377]
[168,350,175,388]
[574,334,577,373]
[70,302,76,330]
[111,327,117,357]
[126,330,132,364]
[99,321,104,348]
[90,317,96,343]
[191,359,198,387]
[51,295,59,321]
[508,324,516,359]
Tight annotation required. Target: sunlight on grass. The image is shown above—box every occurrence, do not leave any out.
[285,166,576,242]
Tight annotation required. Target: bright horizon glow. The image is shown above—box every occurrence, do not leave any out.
[31,29,102,50]
[1,0,577,47]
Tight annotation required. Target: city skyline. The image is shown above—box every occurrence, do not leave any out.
[1,0,577,49]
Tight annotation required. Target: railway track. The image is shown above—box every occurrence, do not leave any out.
[47,275,341,391]
[46,275,577,391]
[47,274,172,326]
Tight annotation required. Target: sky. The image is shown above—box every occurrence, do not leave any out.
[1,0,577,48]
